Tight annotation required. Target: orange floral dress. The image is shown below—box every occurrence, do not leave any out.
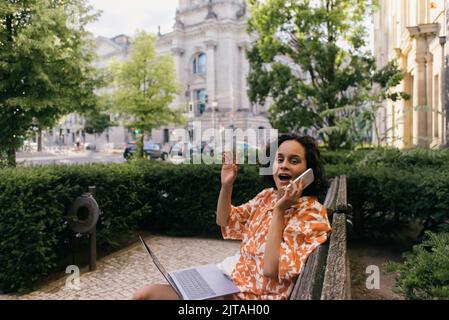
[221,188,332,300]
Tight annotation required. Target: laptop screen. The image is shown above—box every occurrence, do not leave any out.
[138,236,183,299]
[139,236,168,274]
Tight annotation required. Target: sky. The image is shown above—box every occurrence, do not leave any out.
[85,0,179,38]
[85,0,373,52]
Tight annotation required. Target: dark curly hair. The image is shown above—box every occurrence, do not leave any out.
[260,133,328,197]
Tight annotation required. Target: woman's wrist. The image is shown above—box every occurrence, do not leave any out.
[272,206,286,221]
[274,202,289,213]
[221,182,234,190]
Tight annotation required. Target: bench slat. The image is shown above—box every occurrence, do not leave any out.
[289,177,339,300]
[324,176,339,216]
[336,175,348,213]
[320,212,350,300]
[289,243,329,300]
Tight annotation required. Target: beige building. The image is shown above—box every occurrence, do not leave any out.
[43,1,273,151]
[152,0,272,145]
[41,35,132,151]
[373,0,448,148]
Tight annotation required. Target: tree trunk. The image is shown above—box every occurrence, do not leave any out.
[7,146,16,167]
[38,129,42,152]
[139,129,145,158]
[5,15,16,167]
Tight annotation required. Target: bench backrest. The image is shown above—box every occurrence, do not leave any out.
[289,175,351,300]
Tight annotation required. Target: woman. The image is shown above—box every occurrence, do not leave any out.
[132,133,331,300]
[216,133,331,299]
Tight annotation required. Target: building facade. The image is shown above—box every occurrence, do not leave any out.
[373,0,448,149]
[152,0,271,145]
[42,0,272,151]
[39,35,132,151]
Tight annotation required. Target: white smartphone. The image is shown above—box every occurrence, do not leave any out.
[287,168,314,190]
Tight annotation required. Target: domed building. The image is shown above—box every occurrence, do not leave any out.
[152,0,272,145]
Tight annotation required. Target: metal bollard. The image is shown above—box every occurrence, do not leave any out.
[68,186,100,271]
[88,186,97,271]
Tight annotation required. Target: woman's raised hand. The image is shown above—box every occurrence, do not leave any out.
[221,152,239,187]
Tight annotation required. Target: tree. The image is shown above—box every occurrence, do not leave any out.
[0,0,100,166]
[107,31,184,157]
[84,110,114,136]
[247,0,379,150]
[364,61,410,148]
[317,61,410,149]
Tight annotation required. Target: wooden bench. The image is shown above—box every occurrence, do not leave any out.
[289,175,352,300]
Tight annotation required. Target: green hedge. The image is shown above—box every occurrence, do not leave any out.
[0,161,268,293]
[1,148,448,293]
[321,149,372,165]
[326,163,449,239]
[322,147,449,168]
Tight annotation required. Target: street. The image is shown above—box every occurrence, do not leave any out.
[16,150,126,166]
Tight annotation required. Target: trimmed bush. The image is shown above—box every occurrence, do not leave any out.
[385,231,449,300]
[1,147,448,293]
[0,168,65,293]
[326,163,449,239]
[0,161,267,292]
[321,149,372,165]
[356,148,449,169]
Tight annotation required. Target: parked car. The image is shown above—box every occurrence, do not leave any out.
[85,142,96,151]
[123,141,168,160]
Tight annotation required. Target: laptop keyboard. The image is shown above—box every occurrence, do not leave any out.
[174,269,216,299]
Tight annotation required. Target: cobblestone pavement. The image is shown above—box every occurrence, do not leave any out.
[0,235,241,300]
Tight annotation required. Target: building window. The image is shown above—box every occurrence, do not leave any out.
[192,53,206,75]
[163,128,170,143]
[195,89,207,115]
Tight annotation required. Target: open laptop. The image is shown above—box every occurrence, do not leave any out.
[139,235,240,300]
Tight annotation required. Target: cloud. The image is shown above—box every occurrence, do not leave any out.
[86,0,178,37]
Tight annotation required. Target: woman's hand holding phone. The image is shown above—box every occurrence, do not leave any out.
[275,177,305,212]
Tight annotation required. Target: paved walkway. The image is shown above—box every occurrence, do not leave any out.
[0,235,240,300]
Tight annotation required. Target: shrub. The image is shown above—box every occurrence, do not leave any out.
[0,163,147,292]
[0,168,65,293]
[0,161,267,292]
[321,149,370,165]
[325,162,449,240]
[385,231,449,300]
[356,148,449,169]
[1,147,448,292]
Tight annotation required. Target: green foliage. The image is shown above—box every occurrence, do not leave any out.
[0,161,265,292]
[106,31,185,157]
[1,148,448,292]
[0,168,64,293]
[0,0,101,166]
[321,149,372,165]
[357,147,449,169]
[385,231,449,300]
[325,148,449,240]
[83,109,115,135]
[246,1,410,150]
[247,0,378,150]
